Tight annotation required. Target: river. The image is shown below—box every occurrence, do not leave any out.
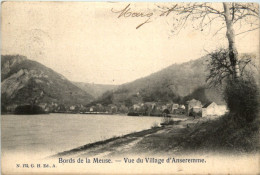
[2,113,163,157]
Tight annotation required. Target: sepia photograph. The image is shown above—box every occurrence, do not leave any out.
[1,1,259,174]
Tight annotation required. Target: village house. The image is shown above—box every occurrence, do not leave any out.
[57,104,66,112]
[162,105,168,110]
[119,104,128,113]
[96,103,102,107]
[108,104,118,113]
[180,105,185,109]
[69,105,76,111]
[175,107,186,115]
[202,102,227,117]
[171,103,179,113]
[51,102,58,107]
[155,102,164,111]
[38,103,55,112]
[38,103,47,110]
[185,99,202,116]
[144,102,156,116]
[166,103,172,111]
[6,104,18,112]
[133,104,141,111]
[89,106,96,112]
[79,105,87,112]
[96,103,105,112]
[162,108,170,117]
[144,102,156,109]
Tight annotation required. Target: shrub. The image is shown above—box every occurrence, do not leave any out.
[224,77,259,122]
[14,105,46,114]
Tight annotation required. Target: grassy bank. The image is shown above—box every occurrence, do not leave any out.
[179,114,259,153]
[130,114,259,155]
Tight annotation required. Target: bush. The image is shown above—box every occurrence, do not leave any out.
[14,105,46,114]
[1,105,7,113]
[224,77,259,122]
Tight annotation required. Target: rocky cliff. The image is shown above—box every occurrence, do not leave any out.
[1,55,94,111]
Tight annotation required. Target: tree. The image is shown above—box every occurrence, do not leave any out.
[159,2,259,80]
[205,48,256,87]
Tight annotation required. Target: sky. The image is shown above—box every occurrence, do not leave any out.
[1,2,259,85]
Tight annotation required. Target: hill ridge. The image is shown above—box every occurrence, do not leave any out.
[1,55,94,112]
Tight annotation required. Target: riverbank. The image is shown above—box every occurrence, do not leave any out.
[53,114,259,158]
[52,118,201,158]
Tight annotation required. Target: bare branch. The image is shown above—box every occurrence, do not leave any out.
[213,25,226,36]
[235,27,260,36]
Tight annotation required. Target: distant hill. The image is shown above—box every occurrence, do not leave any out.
[120,56,209,97]
[1,55,94,110]
[94,53,259,106]
[73,82,117,99]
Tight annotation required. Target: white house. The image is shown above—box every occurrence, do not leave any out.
[180,105,185,109]
[171,103,179,113]
[89,106,94,112]
[133,104,141,111]
[69,105,76,110]
[202,102,227,117]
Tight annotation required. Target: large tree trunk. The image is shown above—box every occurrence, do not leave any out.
[223,2,240,79]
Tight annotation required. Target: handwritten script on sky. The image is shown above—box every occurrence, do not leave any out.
[111,4,176,29]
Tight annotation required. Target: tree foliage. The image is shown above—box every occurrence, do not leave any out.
[224,76,259,122]
[206,48,256,87]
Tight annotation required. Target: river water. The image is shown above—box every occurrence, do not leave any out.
[2,113,163,157]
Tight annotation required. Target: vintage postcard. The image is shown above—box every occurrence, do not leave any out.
[1,1,259,174]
